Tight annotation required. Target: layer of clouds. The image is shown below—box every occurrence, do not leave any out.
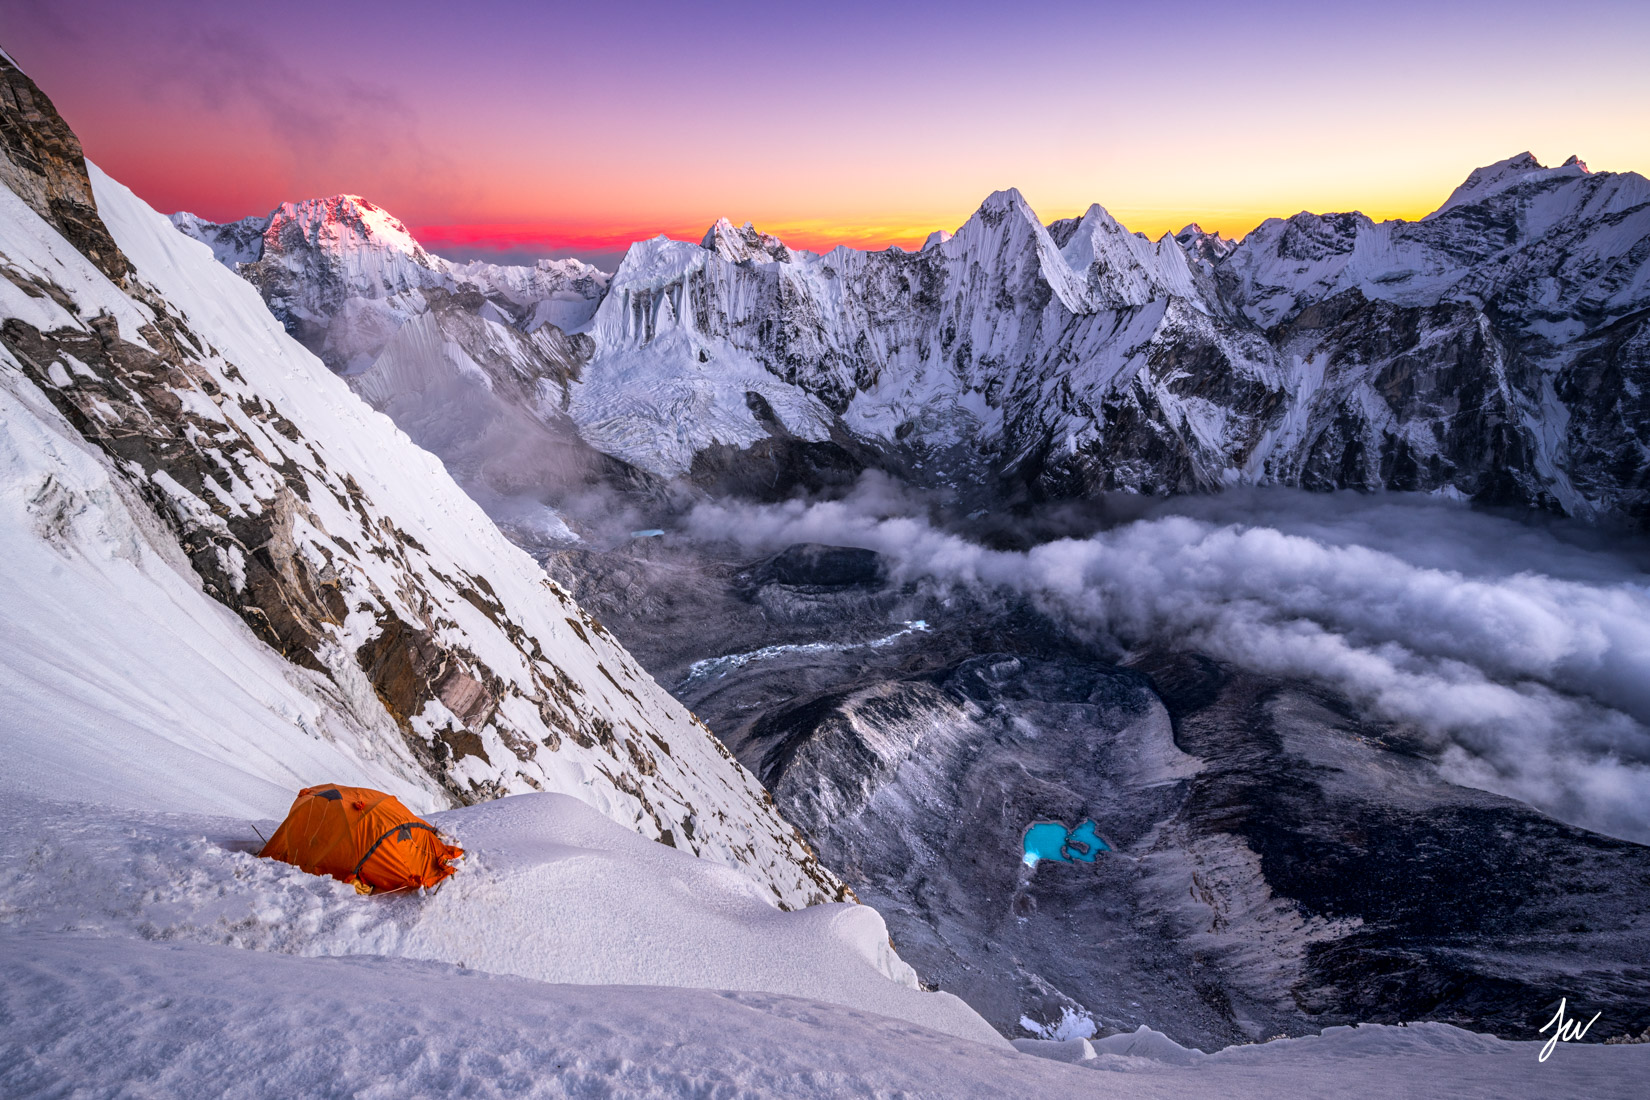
[684,478,1650,843]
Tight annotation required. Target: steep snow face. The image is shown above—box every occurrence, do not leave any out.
[572,234,841,477]
[0,344,439,818]
[0,57,841,909]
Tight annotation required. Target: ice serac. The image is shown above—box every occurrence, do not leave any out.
[0,51,842,909]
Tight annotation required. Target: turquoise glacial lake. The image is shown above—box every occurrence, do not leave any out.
[1022,819,1110,867]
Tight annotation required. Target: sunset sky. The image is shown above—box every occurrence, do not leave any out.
[10,0,1649,269]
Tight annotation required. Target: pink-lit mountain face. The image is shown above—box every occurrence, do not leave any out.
[179,152,1650,531]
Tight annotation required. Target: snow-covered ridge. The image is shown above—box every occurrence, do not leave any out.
[1433,150,1591,213]
[0,52,841,909]
[559,153,1649,522]
[172,195,610,374]
[181,150,1650,526]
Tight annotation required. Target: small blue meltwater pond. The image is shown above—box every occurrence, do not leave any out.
[1022,819,1110,867]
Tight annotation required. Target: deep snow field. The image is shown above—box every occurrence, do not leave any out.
[3,791,1647,1098]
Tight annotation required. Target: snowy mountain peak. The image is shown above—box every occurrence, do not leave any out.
[922,229,952,249]
[972,187,1038,221]
[701,217,793,264]
[1055,201,1198,309]
[267,194,434,267]
[172,194,610,371]
[944,188,1098,313]
[1172,223,1237,267]
[1435,151,1595,213]
[1076,202,1124,230]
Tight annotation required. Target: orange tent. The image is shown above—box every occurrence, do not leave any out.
[259,784,463,894]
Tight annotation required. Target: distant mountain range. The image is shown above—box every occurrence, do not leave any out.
[176,152,1650,530]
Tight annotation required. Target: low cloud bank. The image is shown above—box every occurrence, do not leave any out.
[685,479,1650,843]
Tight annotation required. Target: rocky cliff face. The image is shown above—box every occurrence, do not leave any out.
[0,53,843,909]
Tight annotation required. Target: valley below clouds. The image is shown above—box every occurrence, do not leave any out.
[682,481,1650,845]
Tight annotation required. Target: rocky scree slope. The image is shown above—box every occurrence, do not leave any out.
[0,52,842,910]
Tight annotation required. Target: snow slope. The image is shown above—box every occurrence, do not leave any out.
[0,355,437,818]
[4,790,1643,1098]
[0,53,841,911]
[0,791,995,1044]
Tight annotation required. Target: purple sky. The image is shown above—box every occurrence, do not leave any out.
[8,0,1648,266]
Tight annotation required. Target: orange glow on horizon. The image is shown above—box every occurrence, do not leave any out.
[7,0,1645,272]
[410,195,1449,265]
